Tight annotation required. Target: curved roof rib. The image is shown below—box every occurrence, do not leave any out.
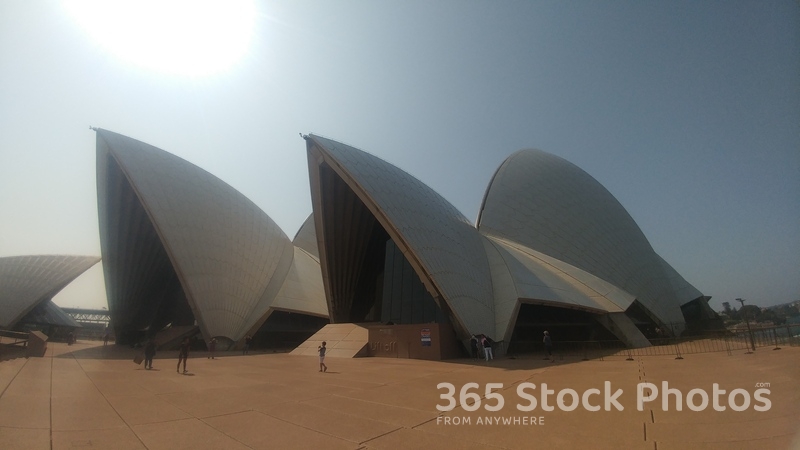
[96,129,294,342]
[0,255,100,329]
[478,149,703,331]
[306,135,495,338]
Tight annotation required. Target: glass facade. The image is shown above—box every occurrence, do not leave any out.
[380,240,447,324]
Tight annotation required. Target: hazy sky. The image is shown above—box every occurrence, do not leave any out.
[1,1,798,311]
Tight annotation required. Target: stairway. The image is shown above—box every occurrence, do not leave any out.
[290,323,369,358]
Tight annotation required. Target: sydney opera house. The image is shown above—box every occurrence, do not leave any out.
[0,255,100,340]
[96,129,328,348]
[92,129,716,355]
[303,135,716,351]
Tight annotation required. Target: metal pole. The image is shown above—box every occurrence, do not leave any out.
[724,331,732,356]
[674,340,683,360]
[773,328,781,350]
[736,298,755,353]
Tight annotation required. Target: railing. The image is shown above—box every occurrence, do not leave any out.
[505,324,800,361]
[0,330,29,346]
[75,328,113,341]
[61,307,111,324]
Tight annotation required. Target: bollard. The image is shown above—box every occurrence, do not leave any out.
[626,349,634,361]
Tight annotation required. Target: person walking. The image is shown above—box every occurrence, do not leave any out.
[208,337,216,359]
[482,335,493,361]
[243,335,251,355]
[103,331,109,346]
[543,331,553,361]
[318,341,328,372]
[177,338,190,373]
[144,339,156,370]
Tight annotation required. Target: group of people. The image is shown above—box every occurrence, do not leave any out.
[470,331,554,361]
[137,334,267,374]
[135,337,198,373]
[470,334,495,361]
[137,331,552,373]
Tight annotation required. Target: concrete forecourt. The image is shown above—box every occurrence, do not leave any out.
[0,341,798,449]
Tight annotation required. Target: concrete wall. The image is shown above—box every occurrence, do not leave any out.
[366,323,461,360]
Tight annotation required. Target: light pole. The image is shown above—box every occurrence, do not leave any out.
[736,298,755,353]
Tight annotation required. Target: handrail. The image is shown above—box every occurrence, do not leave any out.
[0,330,29,339]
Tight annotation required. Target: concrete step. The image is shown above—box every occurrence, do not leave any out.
[290,323,369,358]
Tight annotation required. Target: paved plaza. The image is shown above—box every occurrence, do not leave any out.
[0,341,798,449]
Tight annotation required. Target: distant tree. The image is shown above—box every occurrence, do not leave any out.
[739,305,761,321]
[770,304,798,324]
[722,302,732,314]
[781,304,799,317]
[757,309,779,324]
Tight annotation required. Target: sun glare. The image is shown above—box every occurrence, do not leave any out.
[63,0,256,77]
